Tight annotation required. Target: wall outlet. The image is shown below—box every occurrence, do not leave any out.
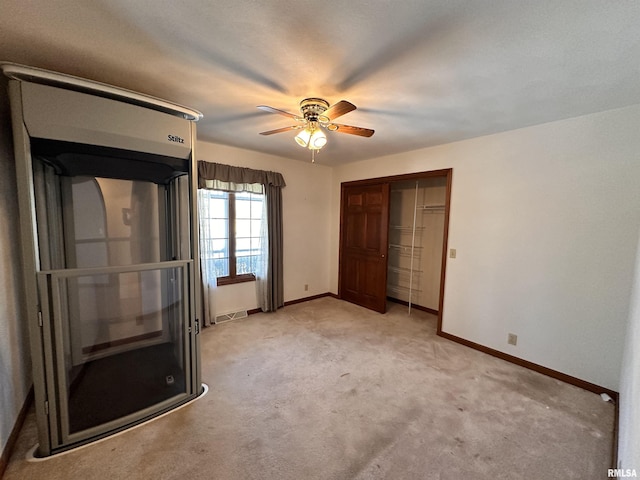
[304,284,309,291]
[449,248,457,259]
[508,333,518,346]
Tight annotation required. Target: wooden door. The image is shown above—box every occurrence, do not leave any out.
[339,182,390,313]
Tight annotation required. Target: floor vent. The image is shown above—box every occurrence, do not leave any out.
[215,310,249,324]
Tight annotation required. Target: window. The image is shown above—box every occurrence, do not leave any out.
[199,189,264,285]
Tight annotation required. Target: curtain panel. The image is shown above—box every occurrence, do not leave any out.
[197,161,286,320]
[259,183,284,311]
[197,189,219,326]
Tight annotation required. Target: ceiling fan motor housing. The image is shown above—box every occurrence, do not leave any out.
[300,98,329,123]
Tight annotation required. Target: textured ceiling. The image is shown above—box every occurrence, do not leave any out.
[1,0,639,166]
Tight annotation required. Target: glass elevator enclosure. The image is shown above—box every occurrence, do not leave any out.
[3,64,203,456]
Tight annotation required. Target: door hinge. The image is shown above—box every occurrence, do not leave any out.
[44,400,49,415]
[38,311,43,327]
[195,319,200,335]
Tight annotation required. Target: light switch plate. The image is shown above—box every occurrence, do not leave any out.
[450,248,457,258]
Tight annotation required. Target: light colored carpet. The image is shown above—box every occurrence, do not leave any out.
[4,297,614,479]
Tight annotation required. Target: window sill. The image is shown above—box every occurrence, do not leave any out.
[216,274,256,287]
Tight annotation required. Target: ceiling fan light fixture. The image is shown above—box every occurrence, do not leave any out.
[309,129,327,149]
[296,125,327,150]
[295,128,312,147]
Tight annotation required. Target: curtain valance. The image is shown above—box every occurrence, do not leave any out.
[198,161,286,189]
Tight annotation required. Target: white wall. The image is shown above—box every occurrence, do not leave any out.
[330,104,640,391]
[618,227,640,469]
[0,78,31,457]
[197,141,333,315]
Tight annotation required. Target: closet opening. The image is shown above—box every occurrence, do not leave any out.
[387,177,447,316]
[338,169,451,330]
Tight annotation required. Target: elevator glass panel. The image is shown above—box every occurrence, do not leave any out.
[45,264,188,437]
[66,176,167,268]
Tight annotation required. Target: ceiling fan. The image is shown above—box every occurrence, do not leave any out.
[257,98,374,162]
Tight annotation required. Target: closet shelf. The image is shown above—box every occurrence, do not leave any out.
[417,204,445,212]
[389,251,421,259]
[390,225,425,231]
[388,266,423,274]
[389,243,423,250]
[387,285,422,294]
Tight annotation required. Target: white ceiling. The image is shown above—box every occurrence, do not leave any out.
[1,1,639,166]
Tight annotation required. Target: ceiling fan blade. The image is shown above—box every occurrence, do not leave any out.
[257,105,299,119]
[329,123,374,137]
[324,100,356,121]
[259,125,302,135]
